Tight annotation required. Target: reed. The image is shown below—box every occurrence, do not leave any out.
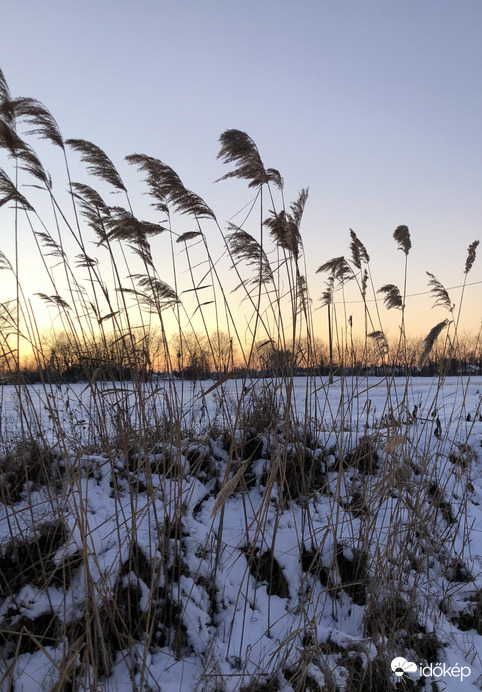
[0,68,481,691]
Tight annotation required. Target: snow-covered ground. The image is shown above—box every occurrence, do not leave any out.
[1,376,482,690]
[2,374,481,443]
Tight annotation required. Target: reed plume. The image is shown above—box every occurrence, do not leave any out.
[35,232,66,260]
[126,153,215,219]
[70,183,111,246]
[120,274,180,312]
[264,189,308,260]
[0,122,50,187]
[316,256,352,284]
[426,272,453,312]
[66,138,126,191]
[226,225,274,289]
[35,293,72,311]
[361,268,369,300]
[464,240,479,274]
[393,225,411,255]
[16,142,51,187]
[75,253,99,269]
[71,182,108,212]
[103,206,165,267]
[0,169,34,211]
[454,239,479,332]
[264,210,300,259]
[216,129,283,190]
[349,229,370,269]
[176,231,203,244]
[295,273,310,316]
[0,119,24,155]
[0,67,15,128]
[105,207,165,244]
[290,187,309,228]
[377,284,403,310]
[0,68,9,102]
[418,319,450,369]
[368,330,389,359]
[0,250,13,272]
[12,97,63,149]
[320,274,335,307]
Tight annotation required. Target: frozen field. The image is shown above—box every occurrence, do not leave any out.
[2,374,482,443]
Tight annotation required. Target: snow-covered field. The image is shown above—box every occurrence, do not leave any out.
[1,376,482,690]
[2,374,481,444]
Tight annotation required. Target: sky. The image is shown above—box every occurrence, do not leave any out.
[0,0,481,346]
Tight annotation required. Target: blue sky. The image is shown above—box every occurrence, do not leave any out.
[1,0,481,339]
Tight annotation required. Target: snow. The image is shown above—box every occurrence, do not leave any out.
[1,375,482,690]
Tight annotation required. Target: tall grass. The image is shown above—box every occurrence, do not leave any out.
[0,68,481,691]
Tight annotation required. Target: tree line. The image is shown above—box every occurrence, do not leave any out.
[1,327,481,383]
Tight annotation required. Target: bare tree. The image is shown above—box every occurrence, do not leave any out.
[171,331,212,379]
[210,330,236,373]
